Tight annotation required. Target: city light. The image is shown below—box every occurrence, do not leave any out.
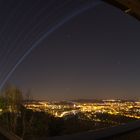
[24,100,140,119]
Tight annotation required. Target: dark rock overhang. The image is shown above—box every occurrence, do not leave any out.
[103,0,140,20]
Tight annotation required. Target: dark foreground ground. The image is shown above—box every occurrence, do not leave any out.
[0,120,140,140]
[46,120,140,140]
[106,129,140,140]
[0,134,8,140]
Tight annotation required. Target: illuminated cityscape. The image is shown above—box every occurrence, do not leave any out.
[0,0,140,139]
[25,99,140,119]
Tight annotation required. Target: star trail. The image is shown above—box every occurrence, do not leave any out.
[0,0,140,100]
[0,0,101,90]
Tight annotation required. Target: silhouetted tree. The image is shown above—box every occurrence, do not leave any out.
[1,84,23,133]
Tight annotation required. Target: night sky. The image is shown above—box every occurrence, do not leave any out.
[0,0,140,100]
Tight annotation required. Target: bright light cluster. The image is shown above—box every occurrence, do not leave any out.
[25,100,140,119]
